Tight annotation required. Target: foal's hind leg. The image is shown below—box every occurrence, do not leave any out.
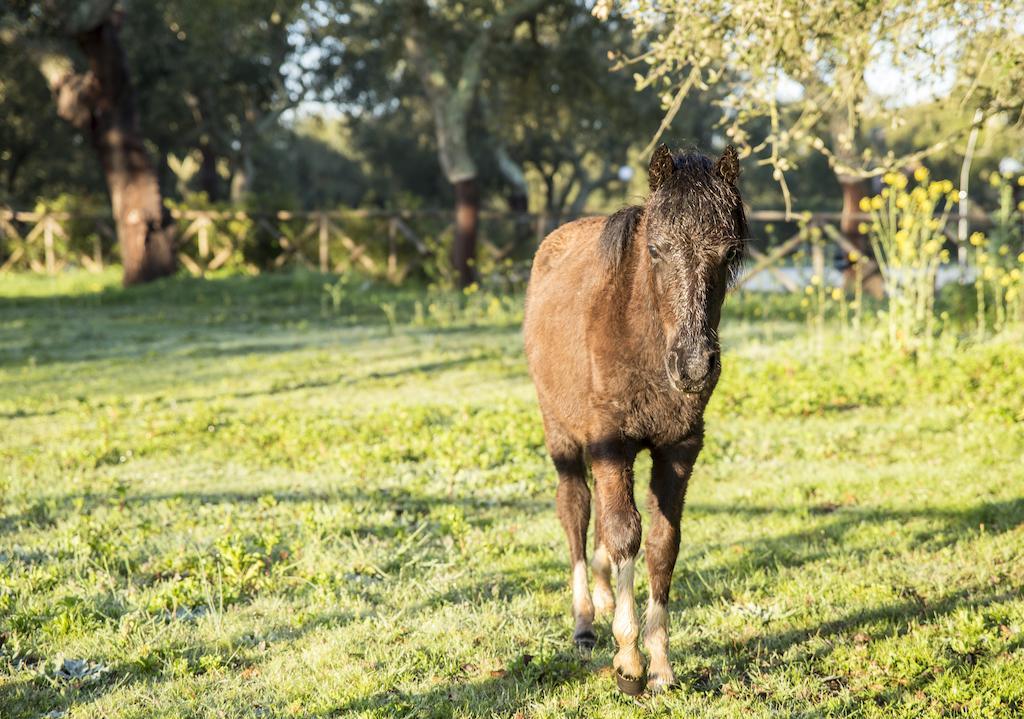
[547,429,596,656]
[644,435,701,692]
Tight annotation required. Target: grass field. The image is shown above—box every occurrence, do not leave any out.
[2,269,1024,718]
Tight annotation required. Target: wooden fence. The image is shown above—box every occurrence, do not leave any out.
[0,206,986,290]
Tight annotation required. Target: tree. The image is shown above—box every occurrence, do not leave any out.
[400,0,552,287]
[3,1,176,284]
[597,0,1024,285]
[482,2,688,219]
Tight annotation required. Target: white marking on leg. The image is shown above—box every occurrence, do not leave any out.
[644,598,674,691]
[591,544,615,616]
[572,560,595,628]
[611,558,643,679]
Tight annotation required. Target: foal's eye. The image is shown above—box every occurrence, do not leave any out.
[725,246,742,263]
[648,244,660,260]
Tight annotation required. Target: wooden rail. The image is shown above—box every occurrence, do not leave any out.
[0,207,987,290]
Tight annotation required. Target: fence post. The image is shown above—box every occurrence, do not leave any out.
[198,218,210,258]
[318,212,329,272]
[44,217,56,275]
[811,227,825,284]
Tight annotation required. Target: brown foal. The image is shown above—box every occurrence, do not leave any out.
[523,144,747,694]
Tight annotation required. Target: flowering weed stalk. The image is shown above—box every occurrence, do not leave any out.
[859,168,955,350]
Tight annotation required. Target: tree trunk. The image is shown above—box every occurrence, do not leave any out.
[492,144,530,250]
[506,190,531,252]
[838,174,883,299]
[48,15,175,285]
[199,143,220,201]
[453,178,480,288]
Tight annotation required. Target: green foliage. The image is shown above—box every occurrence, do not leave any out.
[603,0,1024,205]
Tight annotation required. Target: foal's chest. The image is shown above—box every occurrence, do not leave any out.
[613,377,710,445]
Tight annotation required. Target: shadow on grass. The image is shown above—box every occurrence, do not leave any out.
[0,271,524,368]
[332,649,594,718]
[0,483,551,541]
[3,495,1022,717]
[681,581,1023,704]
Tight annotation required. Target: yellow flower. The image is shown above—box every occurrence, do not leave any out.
[849,300,860,310]
[801,298,810,308]
[1008,288,1019,302]
[924,240,941,255]
[1000,275,1011,287]
[857,222,869,234]
[1019,252,1024,264]
[983,266,996,280]
[1017,200,1024,213]
[1018,176,1024,186]
[969,232,985,247]
[858,197,871,212]
[805,286,814,295]
[849,250,861,262]
[831,288,843,301]
[989,173,1002,187]
[810,274,822,286]
[896,195,910,209]
[870,196,884,210]
[940,249,950,262]
[941,180,954,193]
[913,166,930,182]
[999,245,1010,256]
[1012,269,1022,280]
[883,171,899,186]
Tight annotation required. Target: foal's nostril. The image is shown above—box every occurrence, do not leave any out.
[681,349,718,382]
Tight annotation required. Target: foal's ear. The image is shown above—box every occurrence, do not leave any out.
[715,144,741,185]
[649,143,675,191]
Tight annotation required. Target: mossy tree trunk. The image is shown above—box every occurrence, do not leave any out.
[37,7,175,285]
[404,0,548,288]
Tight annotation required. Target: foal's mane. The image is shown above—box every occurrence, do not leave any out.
[597,204,644,272]
[598,148,744,273]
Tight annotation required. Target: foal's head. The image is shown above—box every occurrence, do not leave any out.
[643,144,747,393]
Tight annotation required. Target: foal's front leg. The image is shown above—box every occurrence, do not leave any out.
[644,436,700,692]
[590,439,644,693]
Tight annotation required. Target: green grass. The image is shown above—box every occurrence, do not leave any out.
[2,269,1023,718]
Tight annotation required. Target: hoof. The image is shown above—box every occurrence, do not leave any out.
[615,668,647,696]
[646,672,675,693]
[573,628,596,659]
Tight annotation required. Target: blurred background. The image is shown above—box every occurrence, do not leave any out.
[2,0,1022,296]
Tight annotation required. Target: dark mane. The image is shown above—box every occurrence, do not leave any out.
[598,205,643,271]
[598,148,746,273]
[651,149,741,234]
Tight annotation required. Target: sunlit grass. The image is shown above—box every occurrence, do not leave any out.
[1,270,1023,718]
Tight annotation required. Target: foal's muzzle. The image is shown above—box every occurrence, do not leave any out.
[666,345,720,393]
